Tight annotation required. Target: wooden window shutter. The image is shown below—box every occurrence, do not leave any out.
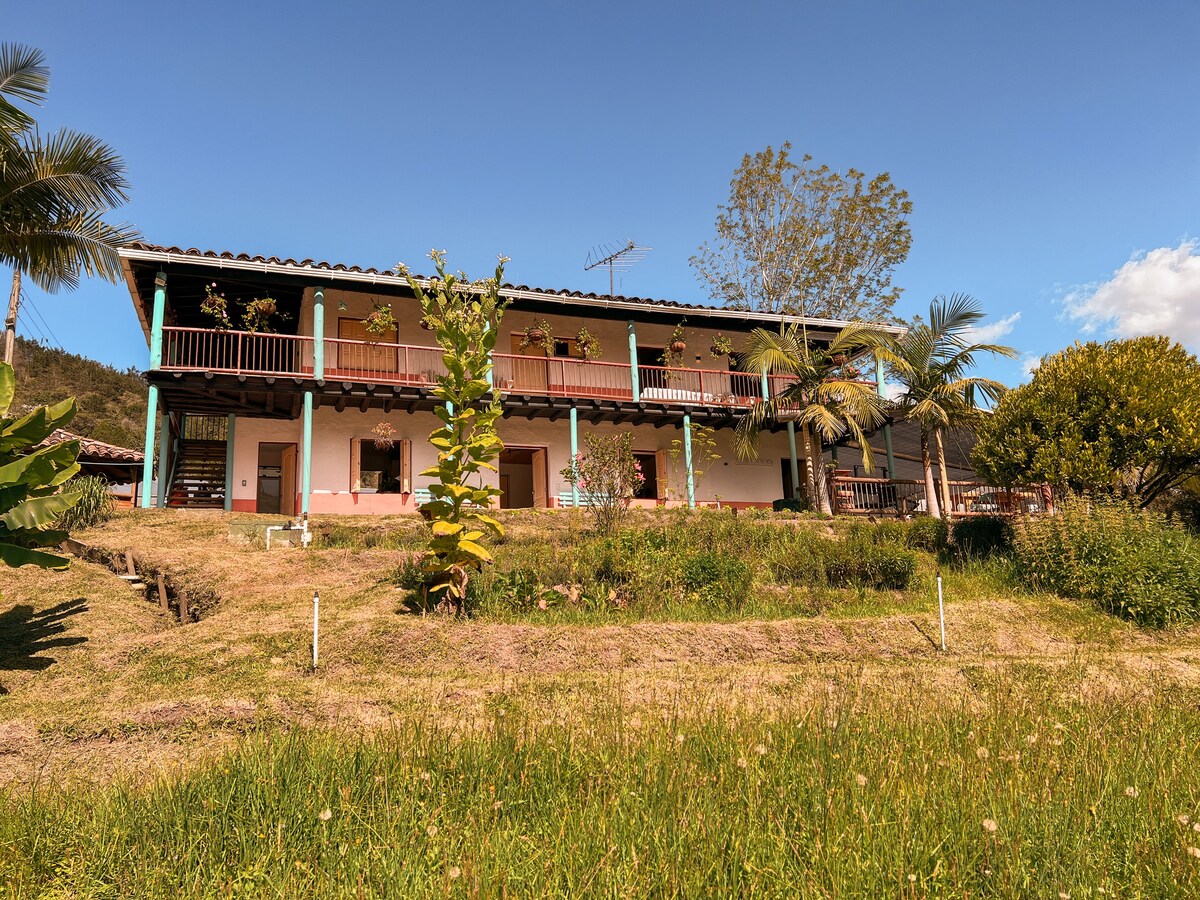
[400,439,412,493]
[655,449,669,501]
[350,438,362,492]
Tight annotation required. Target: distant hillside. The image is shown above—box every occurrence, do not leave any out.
[11,336,147,450]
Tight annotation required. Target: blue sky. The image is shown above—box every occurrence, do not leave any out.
[8,0,1200,383]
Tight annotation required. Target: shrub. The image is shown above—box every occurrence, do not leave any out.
[55,475,114,531]
[772,498,806,513]
[905,516,949,554]
[951,516,1013,559]
[1013,496,1200,627]
[847,520,909,546]
[826,541,917,590]
[680,552,753,610]
[561,432,644,534]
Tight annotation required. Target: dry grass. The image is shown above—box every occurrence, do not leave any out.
[1,509,1199,788]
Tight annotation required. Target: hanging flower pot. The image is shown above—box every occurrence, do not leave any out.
[519,320,556,354]
[576,325,603,360]
[831,352,848,366]
[670,338,687,354]
[709,334,734,358]
[661,321,689,369]
[362,303,398,338]
[419,316,433,331]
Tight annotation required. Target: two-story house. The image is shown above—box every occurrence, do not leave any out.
[118,243,901,516]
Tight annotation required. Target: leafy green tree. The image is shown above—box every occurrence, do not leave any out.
[734,324,887,515]
[691,142,912,322]
[0,360,81,569]
[974,337,1200,507]
[398,251,507,612]
[560,432,645,533]
[1,43,140,363]
[876,294,1015,519]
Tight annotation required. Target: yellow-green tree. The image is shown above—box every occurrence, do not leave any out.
[398,251,507,612]
[974,337,1200,507]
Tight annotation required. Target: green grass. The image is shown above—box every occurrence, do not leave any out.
[2,674,1198,898]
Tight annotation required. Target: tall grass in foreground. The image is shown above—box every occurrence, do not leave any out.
[2,679,1199,898]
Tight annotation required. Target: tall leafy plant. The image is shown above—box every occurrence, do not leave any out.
[397,251,507,611]
[0,360,82,569]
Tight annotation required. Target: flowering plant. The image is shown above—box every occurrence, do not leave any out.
[201,283,232,330]
[242,296,282,334]
[372,421,397,449]
[560,432,644,533]
[363,303,397,338]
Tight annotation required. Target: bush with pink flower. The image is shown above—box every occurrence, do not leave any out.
[560,432,644,533]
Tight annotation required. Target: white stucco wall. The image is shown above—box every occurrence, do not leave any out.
[229,407,807,514]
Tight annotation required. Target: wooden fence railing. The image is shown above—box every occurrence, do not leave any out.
[831,476,1049,517]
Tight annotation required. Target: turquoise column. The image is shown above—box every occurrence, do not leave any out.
[875,352,895,479]
[140,272,167,508]
[155,411,169,508]
[301,391,313,516]
[569,406,579,507]
[627,320,640,402]
[224,414,236,512]
[787,422,801,500]
[683,414,695,508]
[484,321,493,389]
[312,287,325,381]
[760,365,769,400]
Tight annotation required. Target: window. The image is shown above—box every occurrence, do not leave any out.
[350,437,411,493]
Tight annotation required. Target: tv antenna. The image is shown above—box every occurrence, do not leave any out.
[584,239,652,297]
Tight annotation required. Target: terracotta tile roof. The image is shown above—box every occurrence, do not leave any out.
[121,242,903,331]
[43,429,145,464]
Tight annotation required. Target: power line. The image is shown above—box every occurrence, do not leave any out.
[20,290,64,351]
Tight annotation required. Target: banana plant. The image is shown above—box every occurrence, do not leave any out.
[0,360,81,569]
[397,251,508,612]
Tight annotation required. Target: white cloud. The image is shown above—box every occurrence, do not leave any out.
[1064,240,1200,347]
[963,311,1021,345]
[1020,353,1041,380]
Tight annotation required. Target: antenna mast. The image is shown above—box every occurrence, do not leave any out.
[584,240,652,297]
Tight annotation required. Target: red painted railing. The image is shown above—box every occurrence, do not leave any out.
[161,327,311,377]
[831,476,1049,517]
[158,327,877,413]
[324,338,446,386]
[638,365,762,407]
[492,353,633,401]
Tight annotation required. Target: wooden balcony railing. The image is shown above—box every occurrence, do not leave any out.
[831,475,1049,517]
[492,353,634,401]
[157,327,875,413]
[161,327,311,377]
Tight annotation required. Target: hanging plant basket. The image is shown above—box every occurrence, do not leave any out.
[363,303,398,338]
[519,320,556,355]
[661,321,689,369]
[709,334,734,358]
[575,325,603,360]
[670,339,687,354]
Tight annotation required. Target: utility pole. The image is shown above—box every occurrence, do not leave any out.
[3,270,19,366]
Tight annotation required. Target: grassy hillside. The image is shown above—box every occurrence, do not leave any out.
[10,336,147,450]
[2,510,1198,896]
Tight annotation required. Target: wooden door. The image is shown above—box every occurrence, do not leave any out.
[510,334,549,393]
[532,448,548,508]
[280,445,297,516]
[339,318,399,376]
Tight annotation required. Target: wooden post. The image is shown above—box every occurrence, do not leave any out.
[179,591,189,624]
[157,574,169,612]
[124,550,136,576]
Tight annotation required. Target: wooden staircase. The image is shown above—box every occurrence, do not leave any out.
[167,439,227,509]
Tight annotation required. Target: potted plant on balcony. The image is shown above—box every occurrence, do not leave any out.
[201,283,232,330]
[575,325,603,360]
[241,296,284,334]
[661,322,689,368]
[363,302,398,339]
[519,320,556,355]
[709,333,734,359]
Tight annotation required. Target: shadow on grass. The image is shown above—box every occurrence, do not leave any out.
[0,598,89,678]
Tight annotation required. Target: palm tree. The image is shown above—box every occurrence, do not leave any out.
[876,294,1017,518]
[1,43,139,361]
[734,323,888,514]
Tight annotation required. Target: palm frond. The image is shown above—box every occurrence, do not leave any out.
[0,43,49,135]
